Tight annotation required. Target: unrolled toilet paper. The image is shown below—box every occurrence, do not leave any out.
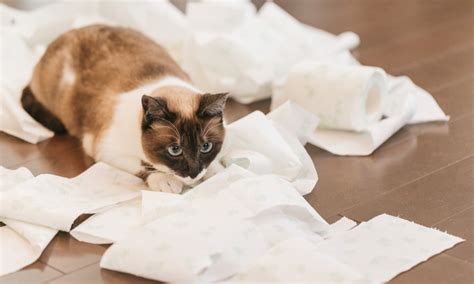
[0,162,144,231]
[0,167,58,276]
[100,166,331,283]
[99,166,463,283]
[232,214,463,282]
[280,63,388,131]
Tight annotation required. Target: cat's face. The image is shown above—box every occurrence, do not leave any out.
[140,91,227,183]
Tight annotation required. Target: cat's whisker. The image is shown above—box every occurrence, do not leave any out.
[153,124,180,138]
[201,117,221,135]
[202,121,223,138]
[156,118,180,137]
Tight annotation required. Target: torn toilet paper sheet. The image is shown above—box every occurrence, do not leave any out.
[72,166,256,245]
[389,76,449,124]
[266,100,320,145]
[0,28,54,144]
[101,175,462,283]
[0,219,57,276]
[0,162,144,231]
[0,166,58,276]
[313,214,463,283]
[232,214,463,283]
[230,238,369,283]
[101,166,333,282]
[221,106,318,195]
[70,198,142,245]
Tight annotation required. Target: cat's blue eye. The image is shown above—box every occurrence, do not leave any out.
[200,142,213,153]
[168,145,182,156]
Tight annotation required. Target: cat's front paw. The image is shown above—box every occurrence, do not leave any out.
[146,173,183,194]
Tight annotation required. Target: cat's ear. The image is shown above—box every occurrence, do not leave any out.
[141,95,171,126]
[198,93,229,117]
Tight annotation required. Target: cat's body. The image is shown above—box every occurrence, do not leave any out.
[22,25,227,193]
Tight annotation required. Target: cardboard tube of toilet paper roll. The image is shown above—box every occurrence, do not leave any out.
[283,62,387,131]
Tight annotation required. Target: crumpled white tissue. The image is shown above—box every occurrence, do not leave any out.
[0,28,54,143]
[0,167,57,276]
[182,1,359,103]
[0,162,144,231]
[98,0,188,63]
[220,104,319,195]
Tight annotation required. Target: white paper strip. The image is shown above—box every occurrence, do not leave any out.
[314,214,464,283]
[70,198,142,245]
[0,163,143,231]
[230,237,369,283]
[0,219,57,276]
[233,214,463,283]
[101,165,330,282]
[0,166,57,276]
[221,108,318,195]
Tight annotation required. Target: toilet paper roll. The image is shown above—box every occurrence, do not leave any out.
[282,62,388,131]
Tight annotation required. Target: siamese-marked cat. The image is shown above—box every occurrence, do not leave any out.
[21,25,227,193]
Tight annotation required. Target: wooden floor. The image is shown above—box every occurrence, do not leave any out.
[1,0,473,283]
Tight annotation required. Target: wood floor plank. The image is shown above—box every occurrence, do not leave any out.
[39,232,107,274]
[401,46,474,92]
[0,133,43,168]
[341,156,473,226]
[429,75,474,121]
[0,261,63,284]
[19,154,91,178]
[359,17,474,74]
[449,268,474,283]
[0,134,89,174]
[273,0,474,50]
[435,207,474,263]
[390,254,474,284]
[305,113,474,219]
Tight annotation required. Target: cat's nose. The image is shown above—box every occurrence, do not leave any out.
[188,164,202,179]
[189,170,200,179]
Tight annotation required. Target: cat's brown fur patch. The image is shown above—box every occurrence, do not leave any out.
[28,25,189,142]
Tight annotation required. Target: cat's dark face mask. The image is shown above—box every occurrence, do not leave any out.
[140,93,227,183]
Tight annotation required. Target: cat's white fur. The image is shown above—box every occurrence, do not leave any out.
[86,76,209,193]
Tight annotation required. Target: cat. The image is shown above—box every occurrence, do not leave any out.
[21,25,227,193]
